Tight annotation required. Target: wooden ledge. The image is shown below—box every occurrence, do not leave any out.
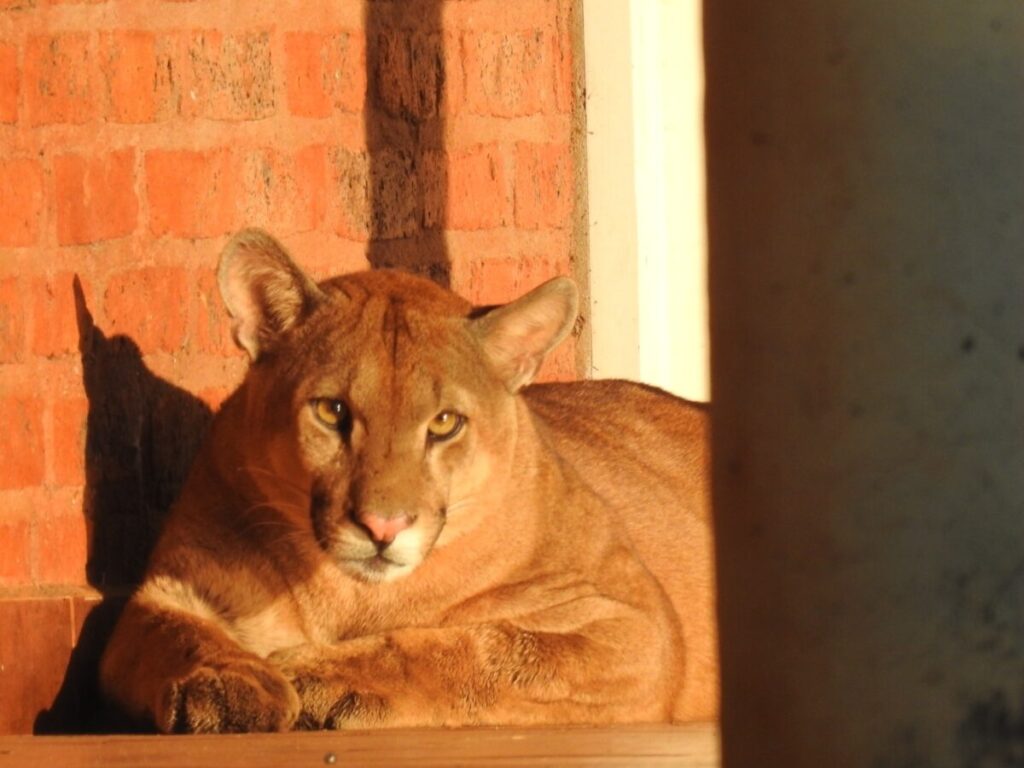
[0,724,719,767]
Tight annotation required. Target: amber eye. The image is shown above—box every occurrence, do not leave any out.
[312,398,349,430]
[427,411,464,442]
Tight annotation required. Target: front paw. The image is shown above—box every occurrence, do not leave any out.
[157,658,301,733]
[269,645,389,729]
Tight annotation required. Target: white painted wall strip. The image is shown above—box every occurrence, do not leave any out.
[584,0,709,401]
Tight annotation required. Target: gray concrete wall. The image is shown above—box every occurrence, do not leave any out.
[705,3,1024,766]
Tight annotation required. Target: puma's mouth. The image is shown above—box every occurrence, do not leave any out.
[311,519,424,582]
[330,525,429,582]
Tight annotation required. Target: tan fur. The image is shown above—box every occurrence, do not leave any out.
[99,230,717,733]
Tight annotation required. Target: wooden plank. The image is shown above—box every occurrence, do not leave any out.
[0,724,718,768]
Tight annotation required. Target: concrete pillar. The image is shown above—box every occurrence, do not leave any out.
[706,3,1024,766]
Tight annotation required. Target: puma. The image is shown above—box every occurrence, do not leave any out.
[99,229,717,733]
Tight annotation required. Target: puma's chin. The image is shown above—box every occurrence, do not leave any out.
[341,554,419,583]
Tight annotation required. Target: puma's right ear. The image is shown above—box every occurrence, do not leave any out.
[471,277,579,393]
[217,229,323,361]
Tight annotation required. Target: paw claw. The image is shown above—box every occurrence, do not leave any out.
[325,691,389,729]
[271,652,390,729]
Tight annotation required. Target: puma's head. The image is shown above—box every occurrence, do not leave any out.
[217,229,578,582]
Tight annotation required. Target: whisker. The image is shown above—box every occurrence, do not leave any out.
[445,496,482,516]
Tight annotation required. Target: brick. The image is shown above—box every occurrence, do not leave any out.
[0,158,44,247]
[0,278,25,362]
[104,267,188,353]
[152,33,183,118]
[372,30,445,121]
[463,31,554,117]
[466,256,518,306]
[193,269,235,356]
[25,33,99,125]
[369,149,421,239]
[178,30,276,121]
[442,31,464,113]
[146,149,238,238]
[285,31,364,118]
[514,142,572,229]
[421,150,447,229]
[52,396,88,487]
[331,148,370,241]
[0,397,45,489]
[54,150,138,245]
[331,147,419,241]
[37,510,88,585]
[197,386,233,411]
[31,272,93,358]
[553,4,573,113]
[99,31,157,123]
[242,146,327,235]
[0,43,18,124]
[0,597,74,733]
[70,592,104,644]
[0,515,31,584]
[465,254,567,307]
[446,144,509,230]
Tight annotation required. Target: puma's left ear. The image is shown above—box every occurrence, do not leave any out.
[218,229,324,361]
[471,277,579,392]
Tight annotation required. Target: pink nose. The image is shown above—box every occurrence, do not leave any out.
[357,512,413,545]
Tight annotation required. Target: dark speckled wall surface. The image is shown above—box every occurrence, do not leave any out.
[706,3,1024,766]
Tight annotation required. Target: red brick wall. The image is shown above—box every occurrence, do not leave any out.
[0,0,585,733]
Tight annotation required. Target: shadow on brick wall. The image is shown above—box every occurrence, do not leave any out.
[35,278,212,733]
[364,1,451,286]
[74,277,212,591]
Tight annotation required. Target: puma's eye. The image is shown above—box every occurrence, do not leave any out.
[312,398,349,430]
[427,411,464,442]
